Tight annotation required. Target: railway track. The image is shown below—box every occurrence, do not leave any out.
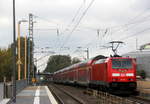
[48,84,85,104]
[125,96,150,104]
[48,83,150,104]
[77,86,150,104]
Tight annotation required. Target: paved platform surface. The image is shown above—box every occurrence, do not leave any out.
[16,86,57,104]
[137,81,150,93]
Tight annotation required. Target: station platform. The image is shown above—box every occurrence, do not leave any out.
[16,86,57,104]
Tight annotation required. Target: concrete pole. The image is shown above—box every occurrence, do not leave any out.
[85,48,89,59]
[136,37,138,50]
[87,48,89,59]
[24,36,27,79]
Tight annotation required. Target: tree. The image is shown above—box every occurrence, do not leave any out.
[137,69,146,79]
[44,55,81,73]
[0,36,34,82]
[0,47,13,81]
[44,55,72,73]
[72,57,81,64]
[140,70,146,79]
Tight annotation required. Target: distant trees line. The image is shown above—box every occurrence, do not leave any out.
[44,55,81,73]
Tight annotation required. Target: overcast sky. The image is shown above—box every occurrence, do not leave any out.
[1,0,150,71]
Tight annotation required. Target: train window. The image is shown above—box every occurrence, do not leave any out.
[112,59,132,69]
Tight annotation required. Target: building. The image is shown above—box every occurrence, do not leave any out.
[123,49,150,77]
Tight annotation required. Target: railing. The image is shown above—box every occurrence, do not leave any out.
[87,89,136,104]
[139,92,150,100]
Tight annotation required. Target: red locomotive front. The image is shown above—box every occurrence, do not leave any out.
[91,57,137,94]
[108,57,137,93]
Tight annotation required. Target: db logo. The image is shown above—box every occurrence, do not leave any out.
[121,73,125,76]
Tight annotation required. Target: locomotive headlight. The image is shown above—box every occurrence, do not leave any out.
[40,77,44,80]
[126,73,134,76]
[112,73,120,76]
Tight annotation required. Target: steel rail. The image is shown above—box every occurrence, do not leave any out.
[48,85,64,104]
[48,84,85,104]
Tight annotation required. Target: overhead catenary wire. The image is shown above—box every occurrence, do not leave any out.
[100,27,150,52]
[69,15,150,53]
[96,8,150,50]
[54,0,87,51]
[33,2,150,65]
[111,18,150,35]
[109,8,150,35]
[59,0,96,52]
[71,10,150,56]
[98,27,150,51]
[59,0,86,35]
[34,15,60,26]
[74,7,150,36]
[34,5,149,57]
[109,7,150,30]
[34,15,58,49]
[35,1,86,52]
[71,21,150,58]
[120,27,150,41]
[69,27,110,56]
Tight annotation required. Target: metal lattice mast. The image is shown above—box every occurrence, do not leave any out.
[28,13,34,84]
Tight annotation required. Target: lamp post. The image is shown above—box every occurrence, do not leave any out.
[12,0,16,102]
[17,20,28,80]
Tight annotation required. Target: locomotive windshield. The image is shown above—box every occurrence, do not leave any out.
[112,59,132,69]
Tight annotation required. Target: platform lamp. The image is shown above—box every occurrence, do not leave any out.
[17,19,28,80]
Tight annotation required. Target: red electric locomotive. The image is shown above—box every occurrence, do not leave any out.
[53,55,137,94]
